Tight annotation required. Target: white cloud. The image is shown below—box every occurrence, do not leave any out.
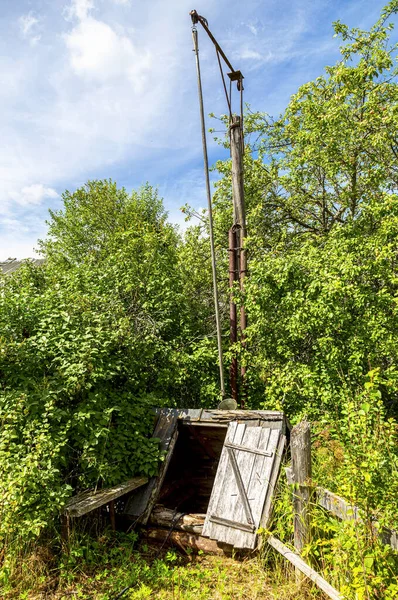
[0,234,43,261]
[64,17,151,88]
[245,22,259,36]
[9,185,59,207]
[19,13,41,45]
[239,49,271,61]
[19,13,39,35]
[65,0,95,21]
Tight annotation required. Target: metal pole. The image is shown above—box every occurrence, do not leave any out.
[192,27,226,398]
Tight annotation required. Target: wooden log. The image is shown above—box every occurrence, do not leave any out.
[146,527,231,556]
[149,506,205,535]
[291,421,312,554]
[64,476,148,518]
[267,536,342,600]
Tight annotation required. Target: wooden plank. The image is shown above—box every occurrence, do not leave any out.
[381,527,398,552]
[153,408,202,421]
[187,421,228,429]
[267,536,342,600]
[61,513,70,543]
[200,410,284,423]
[227,425,266,548]
[225,441,273,457]
[209,516,255,533]
[232,428,280,549]
[109,500,116,530]
[225,446,255,525]
[316,487,359,521]
[210,422,247,545]
[124,411,179,523]
[316,487,398,551]
[204,422,253,547]
[64,476,148,518]
[202,421,241,541]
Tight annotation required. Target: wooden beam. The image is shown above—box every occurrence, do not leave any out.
[124,411,179,524]
[267,536,342,600]
[225,441,273,457]
[316,487,398,551]
[209,516,255,533]
[64,476,148,518]
[200,410,285,422]
[286,474,398,553]
[316,487,359,521]
[260,435,287,533]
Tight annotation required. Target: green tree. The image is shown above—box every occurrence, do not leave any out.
[207,1,398,416]
[0,180,216,546]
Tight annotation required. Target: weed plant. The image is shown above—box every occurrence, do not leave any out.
[0,530,313,600]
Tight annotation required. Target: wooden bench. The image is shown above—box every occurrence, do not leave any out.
[62,476,148,540]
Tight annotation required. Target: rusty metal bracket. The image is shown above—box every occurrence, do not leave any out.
[228,70,244,92]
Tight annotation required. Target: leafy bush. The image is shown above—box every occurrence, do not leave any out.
[0,181,219,547]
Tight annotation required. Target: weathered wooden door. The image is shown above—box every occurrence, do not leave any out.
[202,421,284,549]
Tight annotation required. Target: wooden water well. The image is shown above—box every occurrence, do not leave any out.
[124,409,287,551]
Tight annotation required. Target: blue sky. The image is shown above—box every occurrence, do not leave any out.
[0,0,392,259]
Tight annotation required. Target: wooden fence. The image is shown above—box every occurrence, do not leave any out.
[268,421,397,600]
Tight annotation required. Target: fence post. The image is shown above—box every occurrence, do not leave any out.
[291,420,312,555]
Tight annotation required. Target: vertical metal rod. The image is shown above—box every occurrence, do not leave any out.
[229,227,238,403]
[192,27,226,398]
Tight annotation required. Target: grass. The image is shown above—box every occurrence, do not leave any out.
[0,531,322,600]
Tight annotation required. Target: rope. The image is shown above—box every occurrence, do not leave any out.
[216,48,232,120]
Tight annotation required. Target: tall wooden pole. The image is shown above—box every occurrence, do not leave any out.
[291,421,312,558]
[228,227,238,403]
[230,114,247,405]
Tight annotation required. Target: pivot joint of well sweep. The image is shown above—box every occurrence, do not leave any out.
[189,9,244,92]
